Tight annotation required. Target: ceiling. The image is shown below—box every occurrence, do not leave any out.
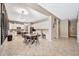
[5,3,79,22]
[5,3,48,22]
[39,3,79,20]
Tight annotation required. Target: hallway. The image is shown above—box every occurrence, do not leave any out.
[0,32,79,56]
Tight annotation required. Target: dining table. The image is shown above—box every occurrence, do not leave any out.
[23,33,39,45]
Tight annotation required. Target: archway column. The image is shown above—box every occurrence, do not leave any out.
[47,16,54,41]
[56,19,59,39]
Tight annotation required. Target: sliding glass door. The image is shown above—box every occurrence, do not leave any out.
[0,4,1,45]
[0,3,9,45]
[0,13,1,45]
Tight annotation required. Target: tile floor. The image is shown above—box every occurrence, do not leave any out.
[0,34,79,56]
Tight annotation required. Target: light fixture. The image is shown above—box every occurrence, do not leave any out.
[16,8,29,15]
[16,8,29,21]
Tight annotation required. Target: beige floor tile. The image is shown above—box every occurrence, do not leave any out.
[0,34,79,56]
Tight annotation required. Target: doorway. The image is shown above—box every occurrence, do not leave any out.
[68,20,77,38]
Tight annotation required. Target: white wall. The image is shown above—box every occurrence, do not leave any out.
[32,20,49,40]
[9,23,25,30]
[77,15,79,43]
[60,20,68,38]
[32,20,49,29]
